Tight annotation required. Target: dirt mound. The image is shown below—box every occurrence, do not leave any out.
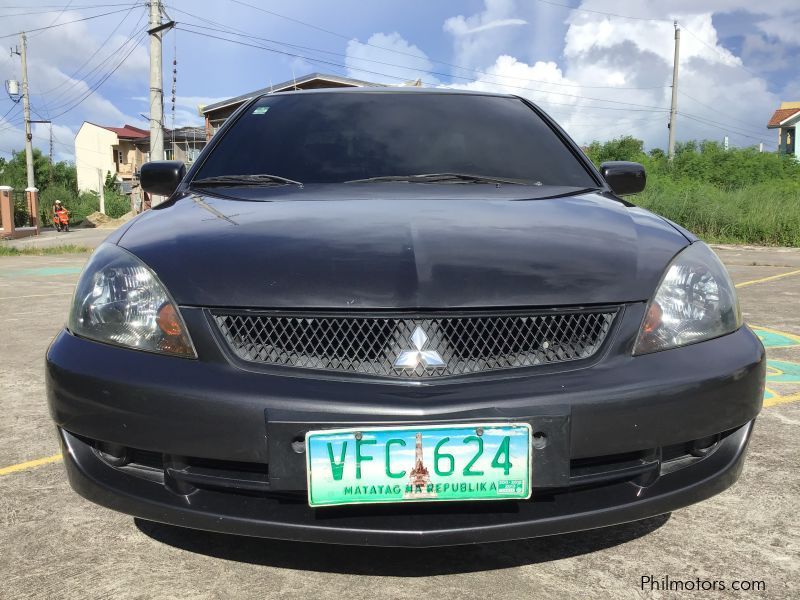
[82,211,136,229]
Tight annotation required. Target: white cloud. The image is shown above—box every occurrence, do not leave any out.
[442,0,782,150]
[444,18,527,36]
[0,3,148,161]
[132,95,222,128]
[756,14,800,46]
[346,32,439,85]
[444,0,528,69]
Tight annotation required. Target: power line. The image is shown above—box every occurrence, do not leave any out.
[678,111,770,139]
[176,24,670,113]
[679,113,775,146]
[0,105,23,133]
[1,103,19,122]
[35,22,146,114]
[0,6,136,38]
[679,91,771,137]
[531,0,672,23]
[36,9,144,110]
[35,5,140,98]
[175,17,768,147]
[175,19,669,106]
[0,3,137,8]
[28,0,75,40]
[220,0,668,91]
[0,4,135,19]
[176,24,668,114]
[531,0,765,85]
[45,31,146,119]
[679,27,762,80]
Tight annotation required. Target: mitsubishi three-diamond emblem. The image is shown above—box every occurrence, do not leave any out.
[393,326,446,370]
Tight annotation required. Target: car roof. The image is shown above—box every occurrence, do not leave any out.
[254,87,519,101]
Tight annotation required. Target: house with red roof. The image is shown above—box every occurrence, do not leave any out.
[75,122,206,195]
[767,102,800,159]
[75,122,149,193]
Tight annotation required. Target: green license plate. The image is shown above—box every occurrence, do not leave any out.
[305,423,532,507]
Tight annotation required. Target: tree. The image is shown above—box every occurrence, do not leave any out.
[104,171,118,193]
[0,147,77,194]
[584,136,646,165]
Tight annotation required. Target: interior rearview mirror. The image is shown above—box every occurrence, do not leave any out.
[600,161,646,196]
[140,160,186,197]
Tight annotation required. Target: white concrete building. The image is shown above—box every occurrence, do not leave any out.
[75,122,149,193]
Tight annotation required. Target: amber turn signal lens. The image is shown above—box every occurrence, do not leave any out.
[643,301,662,334]
[157,303,183,336]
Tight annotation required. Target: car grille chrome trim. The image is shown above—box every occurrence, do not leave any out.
[212,309,617,378]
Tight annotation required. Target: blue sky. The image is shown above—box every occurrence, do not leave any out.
[1,0,798,162]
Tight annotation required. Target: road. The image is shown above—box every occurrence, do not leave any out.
[0,243,798,599]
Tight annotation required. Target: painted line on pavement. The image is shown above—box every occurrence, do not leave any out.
[764,392,800,408]
[736,268,800,289]
[751,325,800,347]
[0,292,74,300]
[0,453,62,476]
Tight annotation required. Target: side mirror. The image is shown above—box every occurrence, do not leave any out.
[140,160,186,197]
[600,161,646,195]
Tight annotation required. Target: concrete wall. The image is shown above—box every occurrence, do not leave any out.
[115,140,149,179]
[75,123,118,193]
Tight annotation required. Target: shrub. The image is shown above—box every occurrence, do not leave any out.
[104,190,132,218]
[70,192,101,225]
[40,185,78,227]
[584,137,800,246]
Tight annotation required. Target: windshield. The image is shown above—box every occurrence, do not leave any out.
[194,92,597,187]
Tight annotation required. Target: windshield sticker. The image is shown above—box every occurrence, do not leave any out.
[252,106,270,115]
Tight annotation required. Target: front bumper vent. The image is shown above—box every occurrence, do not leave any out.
[212,309,617,379]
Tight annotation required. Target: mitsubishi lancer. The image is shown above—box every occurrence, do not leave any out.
[46,89,765,547]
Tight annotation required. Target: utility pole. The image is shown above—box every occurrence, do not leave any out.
[148,0,175,205]
[49,124,54,184]
[667,21,680,161]
[149,1,164,173]
[19,32,34,189]
[97,169,105,215]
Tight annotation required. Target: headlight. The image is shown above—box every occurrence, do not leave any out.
[633,242,741,355]
[68,244,196,358]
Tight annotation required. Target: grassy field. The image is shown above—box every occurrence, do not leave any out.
[636,177,800,246]
[586,137,800,247]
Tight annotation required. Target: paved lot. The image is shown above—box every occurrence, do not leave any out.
[0,242,798,599]
[3,226,116,250]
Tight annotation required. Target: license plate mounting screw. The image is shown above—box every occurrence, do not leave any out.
[354,431,363,441]
[476,427,483,436]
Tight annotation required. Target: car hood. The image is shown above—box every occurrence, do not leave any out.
[118,184,689,309]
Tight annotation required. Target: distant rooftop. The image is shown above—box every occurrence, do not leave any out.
[768,102,800,129]
[99,124,149,139]
[201,72,386,115]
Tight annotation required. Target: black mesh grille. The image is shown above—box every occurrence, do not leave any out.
[213,310,616,378]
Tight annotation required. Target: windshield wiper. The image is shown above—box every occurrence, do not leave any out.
[345,172,539,185]
[191,174,304,188]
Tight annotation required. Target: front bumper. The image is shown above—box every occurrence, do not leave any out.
[59,420,752,546]
[46,316,765,546]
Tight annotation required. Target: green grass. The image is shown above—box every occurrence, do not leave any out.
[584,137,800,247]
[635,176,800,247]
[0,244,92,256]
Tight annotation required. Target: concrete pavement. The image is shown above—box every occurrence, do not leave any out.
[1,226,117,250]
